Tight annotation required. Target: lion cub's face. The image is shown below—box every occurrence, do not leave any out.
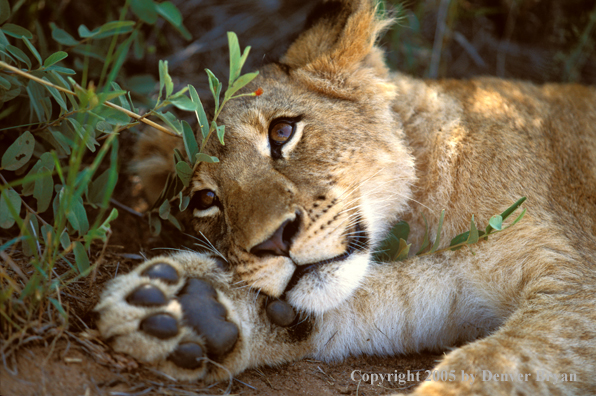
[185,2,416,313]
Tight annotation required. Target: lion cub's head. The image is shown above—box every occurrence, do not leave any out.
[139,0,416,314]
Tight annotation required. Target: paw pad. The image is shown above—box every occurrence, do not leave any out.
[126,284,167,306]
[178,278,239,357]
[142,262,179,284]
[266,299,296,327]
[140,313,179,339]
[168,342,204,369]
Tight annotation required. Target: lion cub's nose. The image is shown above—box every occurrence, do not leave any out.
[250,215,300,257]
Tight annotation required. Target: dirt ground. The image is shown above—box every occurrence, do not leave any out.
[1,341,442,396]
[2,0,595,395]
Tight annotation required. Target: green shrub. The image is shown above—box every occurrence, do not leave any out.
[0,0,259,339]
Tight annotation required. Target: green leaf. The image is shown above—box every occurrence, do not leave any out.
[0,0,10,25]
[79,21,135,39]
[508,208,526,228]
[45,65,75,75]
[175,161,193,186]
[173,148,184,164]
[77,24,94,38]
[168,95,196,111]
[394,238,411,261]
[195,153,219,163]
[227,32,241,86]
[95,121,113,133]
[0,74,10,89]
[466,215,479,244]
[159,199,171,220]
[131,0,158,24]
[87,168,113,206]
[6,44,31,69]
[149,214,161,236]
[88,208,119,243]
[33,166,53,213]
[1,23,33,39]
[0,87,20,101]
[189,85,209,140]
[1,130,35,171]
[50,23,79,46]
[156,2,182,26]
[227,71,259,98]
[67,118,98,152]
[43,51,68,68]
[182,121,198,164]
[22,37,42,66]
[22,152,55,196]
[153,110,182,134]
[26,81,46,121]
[167,213,182,230]
[0,189,21,229]
[179,193,190,211]
[158,59,173,99]
[488,215,503,231]
[73,241,90,275]
[98,20,136,35]
[429,209,445,254]
[216,124,225,145]
[40,224,55,247]
[374,220,410,262]
[205,69,221,110]
[501,196,527,221]
[49,297,68,320]
[59,229,70,250]
[42,77,68,111]
[0,27,8,45]
[416,212,431,255]
[22,215,39,257]
[66,196,89,236]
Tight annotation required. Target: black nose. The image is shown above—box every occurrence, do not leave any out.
[250,214,300,257]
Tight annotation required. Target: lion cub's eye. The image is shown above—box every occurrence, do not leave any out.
[190,189,218,211]
[269,121,294,144]
[268,117,301,159]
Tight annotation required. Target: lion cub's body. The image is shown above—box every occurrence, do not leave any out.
[98,1,596,394]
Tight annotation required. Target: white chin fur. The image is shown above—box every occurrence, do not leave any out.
[286,252,370,314]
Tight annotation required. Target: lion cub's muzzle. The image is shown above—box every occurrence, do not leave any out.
[249,212,301,257]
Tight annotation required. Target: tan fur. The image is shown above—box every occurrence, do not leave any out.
[98,1,596,394]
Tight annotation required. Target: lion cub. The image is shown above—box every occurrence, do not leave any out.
[96,0,596,394]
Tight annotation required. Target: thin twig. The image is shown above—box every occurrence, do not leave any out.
[0,61,181,138]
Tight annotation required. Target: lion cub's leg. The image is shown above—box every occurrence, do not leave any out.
[95,252,314,382]
[409,289,596,396]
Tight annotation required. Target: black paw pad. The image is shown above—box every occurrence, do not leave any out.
[178,279,239,358]
[142,262,179,284]
[140,313,179,339]
[266,299,296,327]
[126,284,167,306]
[168,342,204,369]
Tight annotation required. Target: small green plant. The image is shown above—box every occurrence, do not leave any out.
[147,32,261,234]
[374,197,527,262]
[0,0,259,344]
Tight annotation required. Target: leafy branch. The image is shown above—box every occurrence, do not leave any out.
[374,197,527,262]
[147,32,262,234]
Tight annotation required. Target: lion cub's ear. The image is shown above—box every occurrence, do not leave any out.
[281,0,394,100]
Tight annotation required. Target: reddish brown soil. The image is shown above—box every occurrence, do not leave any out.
[1,341,441,396]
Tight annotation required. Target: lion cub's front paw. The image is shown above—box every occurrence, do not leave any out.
[95,256,240,381]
